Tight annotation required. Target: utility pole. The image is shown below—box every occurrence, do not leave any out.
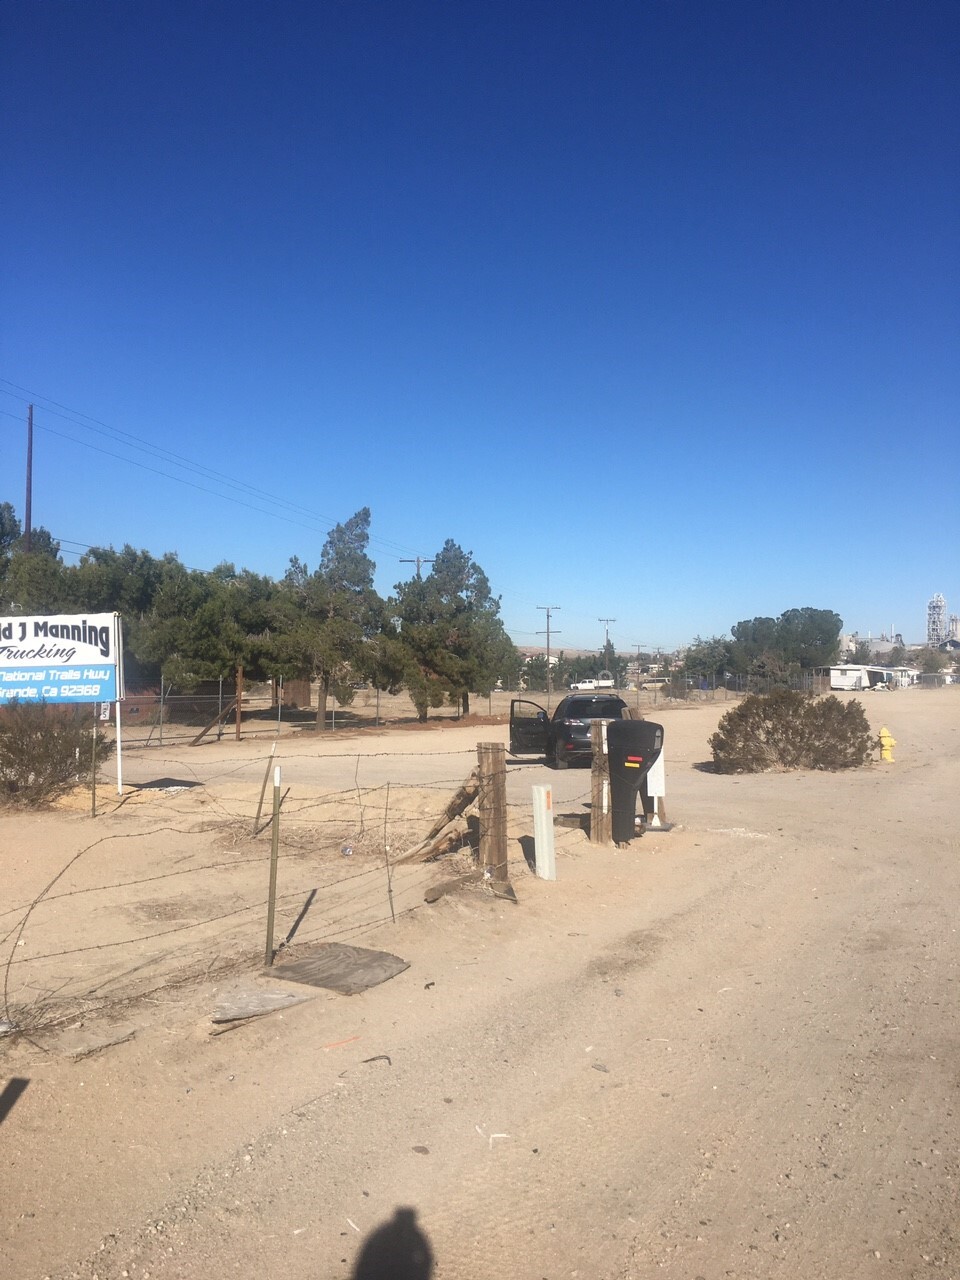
[25,404,33,553]
[537,605,560,708]
[400,556,434,580]
[598,617,616,652]
[599,617,616,677]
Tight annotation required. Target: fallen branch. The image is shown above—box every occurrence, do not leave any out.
[395,815,472,864]
[422,769,479,843]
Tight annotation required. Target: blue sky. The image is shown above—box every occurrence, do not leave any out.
[2,1,957,652]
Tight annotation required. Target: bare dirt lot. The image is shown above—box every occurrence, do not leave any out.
[2,687,958,1280]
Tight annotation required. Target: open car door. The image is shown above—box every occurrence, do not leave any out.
[509,699,549,756]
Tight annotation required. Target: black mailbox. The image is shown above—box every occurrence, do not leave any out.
[606,719,664,844]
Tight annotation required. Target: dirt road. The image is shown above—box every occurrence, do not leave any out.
[2,690,958,1279]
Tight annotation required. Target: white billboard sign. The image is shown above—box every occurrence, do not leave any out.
[0,613,124,704]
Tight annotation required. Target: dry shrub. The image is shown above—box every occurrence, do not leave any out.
[0,701,115,807]
[709,689,876,773]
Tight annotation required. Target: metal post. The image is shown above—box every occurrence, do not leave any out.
[91,704,98,818]
[264,765,281,965]
[253,741,277,834]
[159,675,164,748]
[383,781,396,923]
[235,665,243,741]
[115,697,123,794]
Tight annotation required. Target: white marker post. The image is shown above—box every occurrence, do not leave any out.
[531,784,556,880]
[644,750,666,827]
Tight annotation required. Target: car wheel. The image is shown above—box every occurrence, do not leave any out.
[552,741,569,770]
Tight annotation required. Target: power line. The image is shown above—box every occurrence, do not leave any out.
[598,616,616,653]
[24,417,343,538]
[0,386,419,560]
[0,381,343,523]
[399,556,434,579]
[0,393,330,526]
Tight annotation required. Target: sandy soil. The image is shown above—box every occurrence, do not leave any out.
[2,687,958,1279]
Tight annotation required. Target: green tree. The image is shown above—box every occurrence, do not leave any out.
[275,509,381,729]
[496,643,525,692]
[523,654,549,694]
[729,608,842,671]
[563,653,591,686]
[777,607,843,668]
[0,503,18,609]
[0,502,67,613]
[66,545,173,683]
[683,635,732,683]
[603,647,630,688]
[133,557,210,682]
[135,560,275,714]
[394,541,517,719]
[69,545,167,617]
[748,650,792,682]
[361,628,408,698]
[16,526,61,558]
[0,501,21,564]
[913,647,949,674]
[729,616,778,669]
[1,548,69,613]
[197,564,276,689]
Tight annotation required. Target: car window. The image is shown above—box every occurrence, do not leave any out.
[558,698,625,719]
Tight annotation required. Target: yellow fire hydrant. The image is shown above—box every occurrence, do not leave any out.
[879,726,896,763]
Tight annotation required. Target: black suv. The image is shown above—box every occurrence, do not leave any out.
[509,693,629,768]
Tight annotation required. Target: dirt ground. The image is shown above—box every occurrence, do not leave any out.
[2,687,958,1280]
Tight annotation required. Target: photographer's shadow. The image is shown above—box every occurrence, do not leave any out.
[351,1207,434,1280]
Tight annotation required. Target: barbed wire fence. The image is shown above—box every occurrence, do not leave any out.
[1,741,593,1046]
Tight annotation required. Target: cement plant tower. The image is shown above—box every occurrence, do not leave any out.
[927,593,947,646]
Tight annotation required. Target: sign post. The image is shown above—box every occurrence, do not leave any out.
[115,696,123,794]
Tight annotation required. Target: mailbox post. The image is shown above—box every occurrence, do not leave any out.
[605,720,664,846]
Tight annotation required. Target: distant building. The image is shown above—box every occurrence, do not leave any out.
[927,594,947,646]
[841,632,904,660]
[817,664,919,690]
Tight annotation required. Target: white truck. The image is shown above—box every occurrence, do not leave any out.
[570,671,615,691]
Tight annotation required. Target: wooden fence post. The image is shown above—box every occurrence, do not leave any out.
[590,721,612,845]
[477,741,509,884]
